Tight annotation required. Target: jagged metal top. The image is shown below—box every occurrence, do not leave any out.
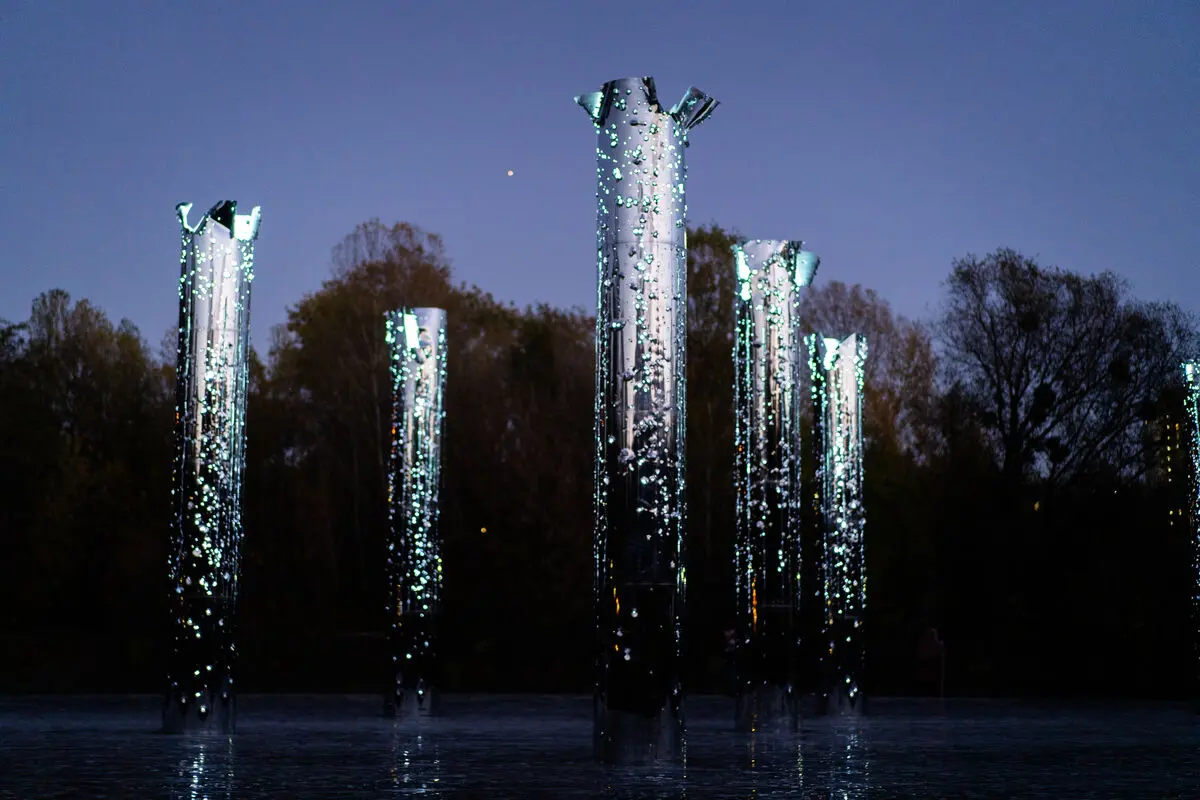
[575,76,719,134]
[177,200,263,242]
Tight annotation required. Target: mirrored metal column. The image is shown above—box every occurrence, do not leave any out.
[1182,361,1200,707]
[385,308,447,718]
[807,334,868,715]
[165,200,261,734]
[576,75,717,764]
[731,240,819,731]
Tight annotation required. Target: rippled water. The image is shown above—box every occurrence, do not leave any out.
[0,695,1195,798]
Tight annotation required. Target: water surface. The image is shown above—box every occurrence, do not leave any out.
[0,695,1195,798]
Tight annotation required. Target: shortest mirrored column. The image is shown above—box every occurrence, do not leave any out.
[164,200,261,734]
[807,334,868,716]
[385,308,447,718]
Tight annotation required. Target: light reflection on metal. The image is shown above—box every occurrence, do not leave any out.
[577,75,717,764]
[1181,361,1200,703]
[385,307,447,718]
[731,240,819,731]
[165,200,260,734]
[808,333,868,715]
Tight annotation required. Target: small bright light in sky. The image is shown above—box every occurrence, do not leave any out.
[506,170,513,177]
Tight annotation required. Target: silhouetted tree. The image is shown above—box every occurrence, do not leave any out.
[938,249,1197,489]
[0,291,169,687]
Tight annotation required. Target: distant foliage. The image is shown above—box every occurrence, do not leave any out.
[0,234,1193,697]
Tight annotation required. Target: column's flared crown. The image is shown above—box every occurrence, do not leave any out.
[734,239,821,291]
[177,200,263,241]
[818,333,868,372]
[386,307,446,366]
[575,75,718,132]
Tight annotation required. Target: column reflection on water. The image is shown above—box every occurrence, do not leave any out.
[172,738,235,800]
[731,240,820,731]
[829,725,871,798]
[744,724,870,798]
[576,75,718,764]
[808,334,868,715]
[165,200,261,734]
[1182,361,1200,704]
[384,308,447,718]
[390,727,443,796]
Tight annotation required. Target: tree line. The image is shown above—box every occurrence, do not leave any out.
[1,221,1195,697]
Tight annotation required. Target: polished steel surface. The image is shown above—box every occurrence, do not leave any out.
[385,307,447,718]
[808,334,868,715]
[165,200,261,734]
[1181,361,1200,702]
[576,75,717,763]
[731,240,819,731]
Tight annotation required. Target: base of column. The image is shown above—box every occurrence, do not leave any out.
[162,688,235,734]
[386,681,439,719]
[593,696,685,765]
[734,683,799,732]
[815,684,866,717]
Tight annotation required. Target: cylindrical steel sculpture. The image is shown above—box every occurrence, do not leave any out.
[576,75,718,764]
[165,200,261,734]
[385,307,447,718]
[807,333,868,715]
[731,240,819,731]
[1182,361,1200,707]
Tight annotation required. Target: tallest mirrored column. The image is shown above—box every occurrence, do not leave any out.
[576,75,717,764]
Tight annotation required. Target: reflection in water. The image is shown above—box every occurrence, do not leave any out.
[741,722,870,799]
[173,736,234,800]
[603,764,687,799]
[3,696,1195,798]
[744,728,801,798]
[390,722,442,796]
[827,724,870,800]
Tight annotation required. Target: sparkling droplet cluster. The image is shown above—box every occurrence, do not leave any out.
[1181,361,1200,695]
[808,333,868,712]
[731,240,819,723]
[385,308,447,717]
[165,200,261,732]
[576,75,716,761]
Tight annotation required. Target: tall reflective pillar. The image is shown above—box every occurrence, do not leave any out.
[165,200,261,734]
[731,240,819,731]
[385,308,447,718]
[576,75,718,764]
[1182,361,1200,709]
[807,334,868,715]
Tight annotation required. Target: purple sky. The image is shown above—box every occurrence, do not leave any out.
[2,1,1197,354]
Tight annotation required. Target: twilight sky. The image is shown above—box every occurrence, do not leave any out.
[2,1,1197,354]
